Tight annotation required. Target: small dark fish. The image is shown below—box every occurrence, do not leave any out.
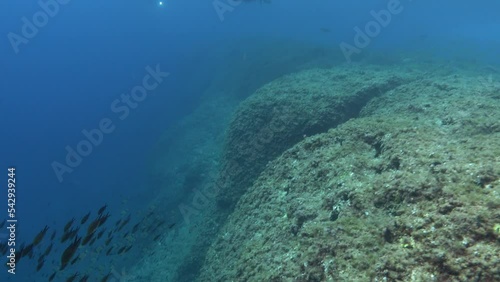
[168,223,176,229]
[33,225,49,246]
[101,272,112,282]
[117,246,126,254]
[61,232,70,243]
[0,242,8,255]
[118,214,131,231]
[50,230,57,240]
[123,231,129,238]
[116,220,129,232]
[114,219,122,227]
[107,230,113,238]
[70,227,80,238]
[151,221,165,233]
[48,272,57,282]
[98,204,107,215]
[15,244,25,263]
[419,34,429,40]
[89,237,97,246]
[82,233,94,246]
[61,232,71,243]
[38,254,45,263]
[44,243,53,256]
[320,27,331,33]
[87,215,103,236]
[146,223,155,232]
[36,258,45,271]
[104,237,113,246]
[70,254,80,265]
[61,227,79,243]
[124,245,133,253]
[98,212,111,227]
[106,247,113,256]
[60,236,81,270]
[157,220,166,228]
[80,212,91,224]
[153,234,161,241]
[97,229,105,240]
[131,222,140,233]
[22,243,34,259]
[66,272,79,282]
[79,274,90,282]
[64,218,75,232]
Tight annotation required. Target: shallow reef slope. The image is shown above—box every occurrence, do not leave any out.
[199,65,500,281]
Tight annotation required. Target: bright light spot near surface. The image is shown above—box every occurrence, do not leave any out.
[159,1,163,5]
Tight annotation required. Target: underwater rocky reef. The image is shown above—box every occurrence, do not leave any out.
[133,59,500,282]
[198,63,500,281]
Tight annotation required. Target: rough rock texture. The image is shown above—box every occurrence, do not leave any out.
[198,66,500,282]
[216,66,417,209]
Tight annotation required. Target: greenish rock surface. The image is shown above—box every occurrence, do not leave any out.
[216,65,416,209]
[198,66,500,281]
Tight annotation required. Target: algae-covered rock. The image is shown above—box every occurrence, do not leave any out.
[216,66,416,209]
[198,68,500,282]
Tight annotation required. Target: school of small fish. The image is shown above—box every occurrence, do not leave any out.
[0,204,176,281]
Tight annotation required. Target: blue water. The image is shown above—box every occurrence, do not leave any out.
[0,0,499,281]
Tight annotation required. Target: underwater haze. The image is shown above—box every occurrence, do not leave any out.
[1,0,499,281]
